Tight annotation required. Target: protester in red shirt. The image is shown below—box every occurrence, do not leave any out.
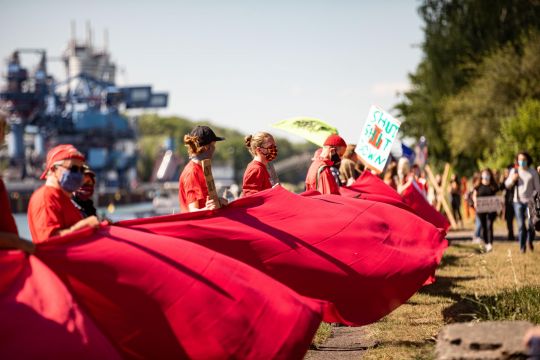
[0,110,34,252]
[179,125,228,212]
[411,164,429,196]
[27,144,100,243]
[305,134,347,195]
[242,132,277,196]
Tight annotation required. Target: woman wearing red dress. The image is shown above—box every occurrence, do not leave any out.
[242,132,278,196]
[178,125,228,212]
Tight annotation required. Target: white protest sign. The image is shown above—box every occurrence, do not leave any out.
[355,105,401,173]
[475,196,503,213]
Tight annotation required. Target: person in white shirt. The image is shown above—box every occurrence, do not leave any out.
[505,151,540,253]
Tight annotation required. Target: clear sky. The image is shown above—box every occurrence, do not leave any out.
[0,0,424,144]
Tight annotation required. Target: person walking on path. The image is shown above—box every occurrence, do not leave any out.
[501,165,516,240]
[505,151,540,253]
[242,132,277,196]
[460,175,470,220]
[305,134,347,195]
[474,169,499,252]
[450,174,464,229]
[179,125,228,212]
[27,144,100,243]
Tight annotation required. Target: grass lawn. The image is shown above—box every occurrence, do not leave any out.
[357,237,540,359]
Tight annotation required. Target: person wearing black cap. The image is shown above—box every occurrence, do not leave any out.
[178,125,227,212]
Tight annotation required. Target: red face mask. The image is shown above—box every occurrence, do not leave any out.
[262,144,278,162]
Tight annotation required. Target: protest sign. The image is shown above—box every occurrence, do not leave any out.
[475,196,503,213]
[355,105,401,173]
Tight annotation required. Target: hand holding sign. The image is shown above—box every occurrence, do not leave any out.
[475,196,504,213]
[355,105,401,173]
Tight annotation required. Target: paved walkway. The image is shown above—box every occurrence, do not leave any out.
[304,327,376,360]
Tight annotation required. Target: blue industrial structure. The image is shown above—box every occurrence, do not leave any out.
[0,28,168,189]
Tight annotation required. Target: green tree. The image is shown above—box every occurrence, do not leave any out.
[396,0,540,173]
[442,32,540,172]
[484,99,540,169]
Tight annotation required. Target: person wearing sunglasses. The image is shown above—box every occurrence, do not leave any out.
[0,109,35,253]
[242,132,278,196]
[27,144,100,243]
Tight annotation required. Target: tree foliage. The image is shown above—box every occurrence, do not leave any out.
[396,0,540,174]
[443,32,540,171]
[483,99,540,170]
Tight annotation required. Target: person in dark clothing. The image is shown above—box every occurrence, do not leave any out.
[474,168,499,252]
[72,166,97,218]
[500,165,515,240]
[450,174,464,229]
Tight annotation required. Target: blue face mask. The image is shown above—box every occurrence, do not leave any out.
[58,170,83,192]
[518,160,527,167]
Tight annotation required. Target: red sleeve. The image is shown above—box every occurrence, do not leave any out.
[0,179,18,235]
[317,168,340,195]
[243,162,271,196]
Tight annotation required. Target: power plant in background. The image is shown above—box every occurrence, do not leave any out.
[0,24,168,190]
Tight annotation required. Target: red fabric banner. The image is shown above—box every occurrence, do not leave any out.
[118,185,446,326]
[342,171,404,203]
[0,250,120,360]
[35,226,322,360]
[401,183,451,232]
[342,171,450,232]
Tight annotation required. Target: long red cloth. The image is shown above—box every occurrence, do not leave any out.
[401,183,451,232]
[0,250,121,359]
[342,171,450,232]
[35,226,322,360]
[118,185,446,326]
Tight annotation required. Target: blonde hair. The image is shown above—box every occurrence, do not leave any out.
[343,144,357,159]
[184,134,211,156]
[244,132,273,157]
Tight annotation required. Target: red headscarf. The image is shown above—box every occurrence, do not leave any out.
[40,144,85,180]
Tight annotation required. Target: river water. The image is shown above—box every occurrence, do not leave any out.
[13,202,157,240]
